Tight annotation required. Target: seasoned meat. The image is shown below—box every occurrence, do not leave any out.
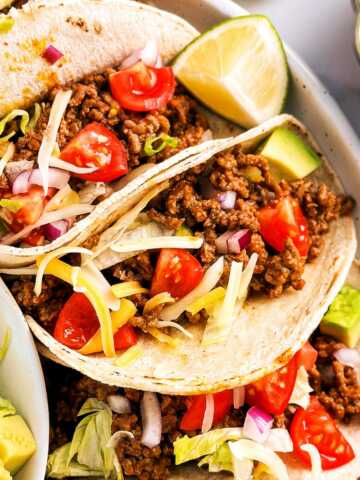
[309,334,360,421]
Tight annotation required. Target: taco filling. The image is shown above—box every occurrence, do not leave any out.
[44,329,360,479]
[0,44,208,247]
[3,123,354,357]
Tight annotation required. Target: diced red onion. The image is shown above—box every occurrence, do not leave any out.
[43,220,69,241]
[334,348,360,368]
[215,229,251,255]
[121,40,161,70]
[30,168,70,190]
[12,170,32,194]
[215,231,235,254]
[218,191,237,210]
[140,392,162,448]
[233,387,245,409]
[202,394,215,434]
[12,168,70,194]
[227,230,251,254]
[42,45,64,65]
[107,395,131,414]
[243,406,273,443]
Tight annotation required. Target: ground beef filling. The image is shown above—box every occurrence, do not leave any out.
[44,331,360,480]
[44,362,244,480]
[14,74,207,172]
[309,333,360,421]
[147,145,353,298]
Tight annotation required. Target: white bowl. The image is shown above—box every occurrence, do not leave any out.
[0,281,49,480]
[147,0,360,245]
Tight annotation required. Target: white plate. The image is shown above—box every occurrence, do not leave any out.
[0,281,49,479]
[145,0,360,245]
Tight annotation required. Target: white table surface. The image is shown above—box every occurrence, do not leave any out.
[239,0,360,136]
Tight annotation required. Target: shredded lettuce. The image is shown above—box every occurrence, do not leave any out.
[144,133,179,156]
[0,199,23,213]
[47,399,117,479]
[0,397,16,417]
[229,439,289,480]
[198,442,234,473]
[0,105,41,142]
[202,253,258,346]
[173,428,243,465]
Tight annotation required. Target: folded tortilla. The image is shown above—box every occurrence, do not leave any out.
[25,114,357,396]
[0,0,239,267]
[171,261,360,479]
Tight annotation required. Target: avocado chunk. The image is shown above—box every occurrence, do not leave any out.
[259,127,322,181]
[0,461,11,480]
[0,415,36,474]
[320,285,360,348]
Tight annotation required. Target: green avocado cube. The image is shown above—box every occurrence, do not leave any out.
[0,415,36,475]
[320,285,360,348]
[259,127,322,181]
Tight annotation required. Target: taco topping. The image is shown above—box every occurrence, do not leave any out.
[0,49,207,246]
[43,329,360,479]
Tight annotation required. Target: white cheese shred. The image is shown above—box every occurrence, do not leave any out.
[38,90,72,195]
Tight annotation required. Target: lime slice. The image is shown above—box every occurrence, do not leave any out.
[173,15,289,129]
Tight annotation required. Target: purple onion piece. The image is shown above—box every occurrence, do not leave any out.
[43,220,69,241]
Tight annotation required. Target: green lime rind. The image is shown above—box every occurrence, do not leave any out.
[172,15,290,129]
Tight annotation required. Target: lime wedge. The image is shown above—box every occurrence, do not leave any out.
[173,15,289,128]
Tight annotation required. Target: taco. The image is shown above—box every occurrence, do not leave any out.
[43,260,360,479]
[4,113,356,394]
[0,0,245,267]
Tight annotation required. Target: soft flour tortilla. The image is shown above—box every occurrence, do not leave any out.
[0,0,239,267]
[168,261,360,479]
[25,114,357,396]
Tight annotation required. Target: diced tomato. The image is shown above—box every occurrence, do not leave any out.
[11,185,47,226]
[60,122,128,183]
[110,61,176,112]
[246,355,298,415]
[150,248,204,299]
[22,228,45,246]
[54,293,100,350]
[259,196,309,257]
[296,342,318,372]
[54,293,138,351]
[180,390,233,431]
[291,396,355,470]
[114,324,137,350]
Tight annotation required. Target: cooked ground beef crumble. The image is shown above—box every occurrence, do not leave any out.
[309,333,360,421]
[44,330,360,479]
[5,142,354,333]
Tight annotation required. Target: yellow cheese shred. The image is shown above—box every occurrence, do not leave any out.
[36,257,115,357]
[79,299,136,355]
[111,281,148,299]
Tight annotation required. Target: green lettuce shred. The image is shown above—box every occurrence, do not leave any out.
[0,104,41,143]
[173,428,242,465]
[144,133,179,156]
[47,398,119,479]
[0,16,14,34]
[198,442,233,473]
